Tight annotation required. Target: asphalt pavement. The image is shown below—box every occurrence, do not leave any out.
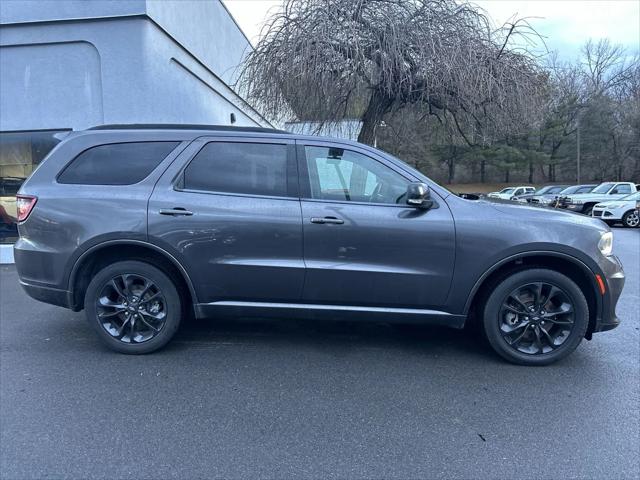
[1,229,638,479]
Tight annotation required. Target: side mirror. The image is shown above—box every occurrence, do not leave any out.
[406,182,433,209]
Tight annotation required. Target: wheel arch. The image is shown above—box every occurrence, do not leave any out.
[68,240,197,312]
[465,251,601,338]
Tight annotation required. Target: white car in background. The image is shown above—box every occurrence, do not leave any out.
[487,186,535,200]
[592,191,640,228]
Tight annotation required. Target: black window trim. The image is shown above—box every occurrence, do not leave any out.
[55,140,183,186]
[295,140,425,209]
[174,137,299,201]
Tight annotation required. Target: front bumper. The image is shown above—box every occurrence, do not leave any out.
[564,203,584,211]
[593,254,625,333]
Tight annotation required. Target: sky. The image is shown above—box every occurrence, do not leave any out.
[222,0,640,61]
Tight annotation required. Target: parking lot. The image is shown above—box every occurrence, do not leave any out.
[0,229,638,479]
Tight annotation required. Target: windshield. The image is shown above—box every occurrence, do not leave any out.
[560,186,579,194]
[545,186,566,194]
[621,191,640,201]
[592,182,615,194]
[534,186,552,195]
[500,188,515,194]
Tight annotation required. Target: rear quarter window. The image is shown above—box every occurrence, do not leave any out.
[57,141,179,185]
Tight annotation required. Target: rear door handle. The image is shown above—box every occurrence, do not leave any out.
[159,208,193,216]
[310,216,344,225]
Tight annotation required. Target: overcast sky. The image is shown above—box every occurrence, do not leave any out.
[222,0,640,60]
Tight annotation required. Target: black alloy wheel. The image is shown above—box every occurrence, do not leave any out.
[483,269,589,365]
[85,261,182,354]
[499,282,574,355]
[96,273,167,344]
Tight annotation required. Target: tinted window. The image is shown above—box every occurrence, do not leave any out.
[183,142,288,197]
[58,142,179,185]
[305,146,408,204]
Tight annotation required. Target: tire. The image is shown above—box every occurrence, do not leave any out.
[482,269,589,366]
[84,260,182,354]
[622,209,640,228]
[582,204,595,216]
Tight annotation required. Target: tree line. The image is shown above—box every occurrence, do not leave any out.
[239,0,640,185]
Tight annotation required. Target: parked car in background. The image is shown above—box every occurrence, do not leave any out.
[487,186,535,200]
[560,182,639,215]
[558,184,598,196]
[514,185,569,205]
[14,125,625,365]
[592,191,640,228]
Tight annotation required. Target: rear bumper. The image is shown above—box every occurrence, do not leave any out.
[19,279,72,309]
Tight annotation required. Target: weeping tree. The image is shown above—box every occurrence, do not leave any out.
[239,0,547,146]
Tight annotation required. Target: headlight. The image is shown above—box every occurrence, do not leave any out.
[604,203,622,209]
[574,199,583,205]
[598,231,613,256]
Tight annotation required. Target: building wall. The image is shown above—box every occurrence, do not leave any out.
[0,0,269,259]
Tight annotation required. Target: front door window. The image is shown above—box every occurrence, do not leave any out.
[304,146,408,205]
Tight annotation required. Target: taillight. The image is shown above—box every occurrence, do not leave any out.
[16,195,37,222]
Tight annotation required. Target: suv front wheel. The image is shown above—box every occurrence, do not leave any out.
[482,269,589,365]
[84,260,182,354]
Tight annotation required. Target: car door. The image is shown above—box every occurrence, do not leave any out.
[148,136,304,305]
[297,140,455,309]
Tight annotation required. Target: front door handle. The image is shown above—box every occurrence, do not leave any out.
[159,208,193,216]
[310,216,344,225]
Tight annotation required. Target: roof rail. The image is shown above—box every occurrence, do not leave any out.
[86,124,288,134]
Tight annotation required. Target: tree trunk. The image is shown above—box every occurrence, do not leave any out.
[528,161,534,183]
[448,158,455,184]
[357,89,394,146]
[505,169,510,183]
[480,160,486,183]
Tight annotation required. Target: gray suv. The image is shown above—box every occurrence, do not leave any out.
[14,125,625,365]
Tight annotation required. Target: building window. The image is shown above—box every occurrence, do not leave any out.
[0,130,67,244]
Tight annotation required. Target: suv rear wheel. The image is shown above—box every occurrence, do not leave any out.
[482,269,589,365]
[84,260,182,354]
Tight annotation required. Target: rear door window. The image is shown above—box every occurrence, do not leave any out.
[58,142,179,185]
[182,142,289,197]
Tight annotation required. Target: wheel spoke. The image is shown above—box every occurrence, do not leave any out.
[509,324,531,347]
[539,327,557,349]
[543,303,573,317]
[531,283,543,308]
[141,291,161,304]
[502,321,530,334]
[508,294,530,313]
[129,316,137,343]
[98,297,125,309]
[138,280,153,300]
[546,318,573,326]
[533,326,544,353]
[115,317,131,338]
[111,278,127,300]
[138,314,161,332]
[98,309,125,319]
